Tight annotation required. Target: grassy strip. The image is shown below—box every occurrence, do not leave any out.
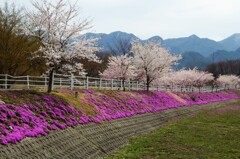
[107,101,240,159]
[54,92,98,116]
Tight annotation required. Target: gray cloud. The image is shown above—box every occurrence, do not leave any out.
[1,0,240,40]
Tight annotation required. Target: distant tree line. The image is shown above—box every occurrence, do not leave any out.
[206,59,240,78]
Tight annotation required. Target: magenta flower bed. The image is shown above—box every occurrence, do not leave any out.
[0,90,238,145]
[174,91,239,105]
[0,91,81,145]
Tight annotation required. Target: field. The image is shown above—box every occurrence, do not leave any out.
[107,103,240,159]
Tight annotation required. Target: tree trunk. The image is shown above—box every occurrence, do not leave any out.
[122,79,125,91]
[47,68,54,93]
[146,84,150,91]
[146,76,150,91]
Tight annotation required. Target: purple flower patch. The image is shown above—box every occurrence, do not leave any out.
[0,90,238,145]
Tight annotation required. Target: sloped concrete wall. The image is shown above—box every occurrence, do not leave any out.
[0,102,230,159]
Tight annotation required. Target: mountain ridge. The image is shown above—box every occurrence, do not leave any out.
[79,31,240,69]
[82,31,240,56]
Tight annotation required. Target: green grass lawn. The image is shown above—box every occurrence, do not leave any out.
[107,103,240,159]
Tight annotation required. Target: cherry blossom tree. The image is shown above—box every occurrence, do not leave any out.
[216,75,239,89]
[154,71,176,90]
[101,55,137,91]
[238,78,240,89]
[172,69,197,90]
[175,68,214,91]
[26,0,100,92]
[131,42,181,91]
[192,70,214,92]
[157,68,214,92]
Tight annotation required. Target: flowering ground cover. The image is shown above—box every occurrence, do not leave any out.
[0,90,239,145]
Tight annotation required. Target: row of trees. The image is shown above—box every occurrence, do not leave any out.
[157,68,214,91]
[101,42,181,91]
[158,69,240,91]
[102,55,240,91]
[216,75,240,89]
[1,0,239,92]
[2,0,180,92]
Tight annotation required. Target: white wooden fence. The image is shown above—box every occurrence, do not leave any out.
[0,73,237,92]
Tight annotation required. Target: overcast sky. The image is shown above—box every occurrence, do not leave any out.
[1,0,240,41]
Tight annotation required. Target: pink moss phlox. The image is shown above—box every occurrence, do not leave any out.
[0,90,238,145]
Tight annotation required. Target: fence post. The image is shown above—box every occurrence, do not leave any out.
[111,79,113,90]
[51,72,54,91]
[70,74,74,90]
[44,76,47,88]
[5,74,7,89]
[136,81,139,90]
[86,76,89,90]
[60,78,62,89]
[120,80,123,90]
[99,78,102,90]
[27,75,30,89]
[144,82,147,90]
[128,80,130,90]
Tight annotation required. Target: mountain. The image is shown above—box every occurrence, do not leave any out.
[176,52,210,69]
[81,31,240,57]
[178,48,240,69]
[219,33,240,51]
[81,31,240,56]
[77,31,240,69]
[144,36,163,43]
[208,48,240,63]
[83,31,165,55]
[176,48,240,69]
[84,31,140,54]
[164,35,224,56]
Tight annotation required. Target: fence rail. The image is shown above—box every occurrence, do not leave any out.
[0,73,238,92]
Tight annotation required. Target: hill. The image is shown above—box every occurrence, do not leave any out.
[219,33,240,51]
[176,51,211,69]
[164,35,223,56]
